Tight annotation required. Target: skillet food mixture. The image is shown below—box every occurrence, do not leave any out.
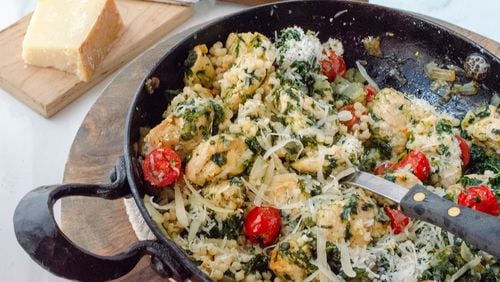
[140,27,500,281]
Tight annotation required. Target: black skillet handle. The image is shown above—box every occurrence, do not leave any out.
[13,156,210,282]
[400,184,500,258]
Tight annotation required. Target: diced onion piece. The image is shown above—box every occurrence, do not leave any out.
[356,61,380,91]
[451,81,478,96]
[175,186,189,228]
[449,256,481,282]
[424,61,456,82]
[339,241,356,278]
[362,36,382,57]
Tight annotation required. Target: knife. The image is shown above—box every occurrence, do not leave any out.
[342,171,500,258]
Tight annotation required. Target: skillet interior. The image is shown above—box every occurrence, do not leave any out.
[125,0,500,256]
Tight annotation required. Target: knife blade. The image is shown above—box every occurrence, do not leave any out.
[342,171,408,203]
[342,171,500,258]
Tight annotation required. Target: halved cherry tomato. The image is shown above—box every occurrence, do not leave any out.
[365,85,377,103]
[455,135,470,167]
[321,50,346,82]
[384,207,410,235]
[392,151,431,182]
[339,105,360,129]
[374,161,394,175]
[458,185,500,216]
[142,147,182,188]
[244,206,281,246]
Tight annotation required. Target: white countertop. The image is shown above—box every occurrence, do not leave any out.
[0,0,498,281]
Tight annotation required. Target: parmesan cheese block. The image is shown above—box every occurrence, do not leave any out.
[22,0,123,81]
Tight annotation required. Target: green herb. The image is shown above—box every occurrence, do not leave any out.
[210,102,224,135]
[230,177,243,186]
[435,120,452,134]
[206,214,242,240]
[420,246,464,281]
[245,137,262,154]
[326,242,341,273]
[244,254,269,274]
[300,135,318,147]
[183,49,197,76]
[323,155,338,176]
[345,222,352,241]
[384,174,397,183]
[459,176,483,187]
[467,144,500,174]
[279,242,290,252]
[438,144,450,157]
[376,210,390,223]
[341,195,358,221]
[359,148,382,172]
[276,27,302,50]
[211,152,227,166]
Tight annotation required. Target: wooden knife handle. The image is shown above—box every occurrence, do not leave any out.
[400,184,500,258]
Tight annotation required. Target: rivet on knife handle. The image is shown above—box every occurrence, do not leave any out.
[400,184,500,258]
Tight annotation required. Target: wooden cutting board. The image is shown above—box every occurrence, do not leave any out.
[0,0,192,118]
[60,10,499,282]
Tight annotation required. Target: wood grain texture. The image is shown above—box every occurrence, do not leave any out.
[60,9,499,282]
[0,0,192,118]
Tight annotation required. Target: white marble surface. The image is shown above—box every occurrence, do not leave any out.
[0,1,498,281]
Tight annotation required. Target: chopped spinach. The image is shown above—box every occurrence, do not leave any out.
[323,155,338,176]
[244,137,262,154]
[474,104,491,118]
[211,152,227,166]
[345,222,352,241]
[341,195,358,221]
[244,254,270,274]
[184,49,197,76]
[435,120,452,134]
[207,214,242,240]
[459,176,483,187]
[467,144,500,175]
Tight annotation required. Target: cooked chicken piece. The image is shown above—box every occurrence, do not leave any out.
[269,232,313,281]
[385,169,422,189]
[184,44,216,88]
[143,97,230,158]
[143,113,208,158]
[462,105,500,155]
[186,134,252,186]
[369,88,411,156]
[292,135,363,177]
[407,114,462,188]
[267,173,308,207]
[316,191,388,247]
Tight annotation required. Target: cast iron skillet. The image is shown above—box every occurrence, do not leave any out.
[13,1,500,281]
